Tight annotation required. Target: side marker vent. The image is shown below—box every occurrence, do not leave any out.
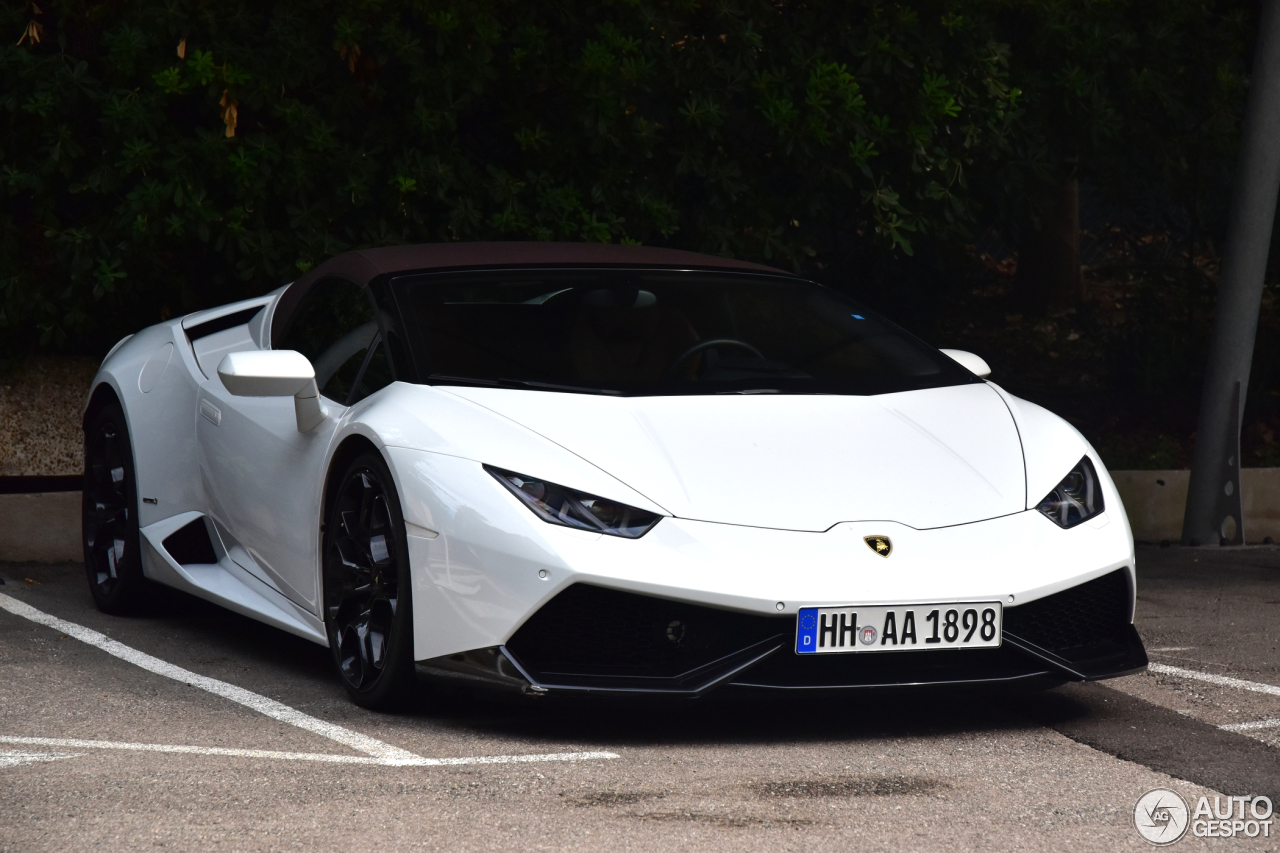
[161,518,219,566]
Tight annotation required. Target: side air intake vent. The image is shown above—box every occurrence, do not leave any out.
[162,518,219,566]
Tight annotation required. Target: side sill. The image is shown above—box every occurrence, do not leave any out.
[139,512,327,646]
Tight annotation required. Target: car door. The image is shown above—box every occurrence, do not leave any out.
[195,277,394,613]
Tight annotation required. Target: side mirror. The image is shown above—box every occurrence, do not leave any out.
[939,348,992,379]
[217,350,326,431]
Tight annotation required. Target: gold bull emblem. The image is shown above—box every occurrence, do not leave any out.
[864,535,892,557]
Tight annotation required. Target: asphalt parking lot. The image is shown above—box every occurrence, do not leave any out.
[2,546,1280,851]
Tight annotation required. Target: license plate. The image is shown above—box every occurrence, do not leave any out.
[795,602,1002,654]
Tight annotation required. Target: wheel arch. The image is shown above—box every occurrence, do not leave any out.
[319,430,419,706]
[81,376,153,612]
[82,379,135,482]
[321,433,387,533]
[83,380,123,429]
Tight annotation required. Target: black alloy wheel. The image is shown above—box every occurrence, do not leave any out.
[82,400,146,613]
[323,452,415,708]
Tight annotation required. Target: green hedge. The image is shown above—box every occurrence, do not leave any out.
[0,1,1248,355]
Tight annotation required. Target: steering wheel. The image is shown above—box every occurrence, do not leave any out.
[666,338,764,378]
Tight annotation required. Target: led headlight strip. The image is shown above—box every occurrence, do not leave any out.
[486,466,662,538]
[1035,456,1105,529]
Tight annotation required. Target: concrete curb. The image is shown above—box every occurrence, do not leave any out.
[1,471,1278,562]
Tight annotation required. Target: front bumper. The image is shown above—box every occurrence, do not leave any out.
[418,569,1148,696]
[393,449,1138,670]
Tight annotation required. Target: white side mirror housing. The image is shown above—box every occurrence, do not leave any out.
[939,348,992,379]
[217,350,326,431]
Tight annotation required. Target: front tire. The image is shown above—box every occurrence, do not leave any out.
[83,399,147,613]
[323,452,416,709]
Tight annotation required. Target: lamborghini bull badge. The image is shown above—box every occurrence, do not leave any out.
[864,535,892,557]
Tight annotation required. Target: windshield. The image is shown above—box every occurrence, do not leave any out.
[386,269,973,396]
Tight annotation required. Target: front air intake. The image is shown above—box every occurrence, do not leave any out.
[504,584,787,690]
[1003,569,1131,654]
[1002,569,1146,678]
[498,573,1146,695]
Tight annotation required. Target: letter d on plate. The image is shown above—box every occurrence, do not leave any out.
[796,608,819,654]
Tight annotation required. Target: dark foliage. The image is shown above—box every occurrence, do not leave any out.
[3,0,1031,354]
[0,0,1256,372]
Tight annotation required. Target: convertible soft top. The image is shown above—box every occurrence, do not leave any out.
[273,242,789,345]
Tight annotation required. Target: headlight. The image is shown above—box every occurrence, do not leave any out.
[1035,456,1105,528]
[485,466,663,538]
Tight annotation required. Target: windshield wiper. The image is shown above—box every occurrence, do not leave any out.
[428,374,622,396]
[427,373,508,388]
[505,379,623,396]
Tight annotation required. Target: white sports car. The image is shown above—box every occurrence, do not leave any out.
[83,243,1147,708]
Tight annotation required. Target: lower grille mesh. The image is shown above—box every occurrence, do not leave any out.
[506,584,784,681]
[503,571,1141,692]
[1003,569,1131,655]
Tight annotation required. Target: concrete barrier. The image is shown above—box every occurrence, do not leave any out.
[2,471,1278,562]
[1111,469,1280,544]
[0,492,82,562]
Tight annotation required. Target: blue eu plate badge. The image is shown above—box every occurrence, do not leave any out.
[795,608,820,654]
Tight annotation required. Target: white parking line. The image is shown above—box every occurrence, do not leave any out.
[0,592,418,763]
[1148,663,1280,697]
[0,593,619,768]
[1145,664,1280,737]
[0,735,377,764]
[0,736,617,766]
[0,750,80,768]
[1220,719,1280,732]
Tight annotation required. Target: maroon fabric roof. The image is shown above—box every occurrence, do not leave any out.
[272,243,790,345]
[291,241,787,292]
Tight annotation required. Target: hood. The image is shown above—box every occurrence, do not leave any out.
[437,384,1026,531]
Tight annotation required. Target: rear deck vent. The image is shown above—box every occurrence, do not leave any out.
[185,307,262,343]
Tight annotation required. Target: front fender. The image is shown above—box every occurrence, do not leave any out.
[987,384,1133,563]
